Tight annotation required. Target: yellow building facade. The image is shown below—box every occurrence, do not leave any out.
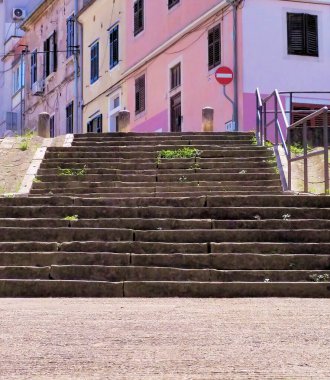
[78,0,126,133]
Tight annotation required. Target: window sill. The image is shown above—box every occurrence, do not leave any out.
[46,72,56,82]
[168,2,181,13]
[135,110,146,121]
[134,29,145,40]
[208,64,222,76]
[109,63,120,72]
[90,77,100,86]
[65,55,74,65]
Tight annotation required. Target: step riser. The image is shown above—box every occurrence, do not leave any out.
[0,280,328,297]
[0,207,327,219]
[2,266,328,283]
[1,253,329,270]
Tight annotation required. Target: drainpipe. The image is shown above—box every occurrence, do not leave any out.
[74,0,80,134]
[227,0,239,131]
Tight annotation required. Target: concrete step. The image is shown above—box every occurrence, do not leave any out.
[71,139,253,146]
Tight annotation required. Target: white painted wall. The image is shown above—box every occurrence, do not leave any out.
[242,0,330,98]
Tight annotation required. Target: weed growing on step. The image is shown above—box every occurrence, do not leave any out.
[157,147,202,161]
[239,170,247,174]
[33,177,42,183]
[189,162,201,170]
[265,140,273,148]
[273,167,280,175]
[250,135,257,145]
[264,278,270,283]
[57,165,87,176]
[309,273,329,282]
[254,215,261,220]
[63,215,79,221]
[282,214,291,220]
[18,129,34,151]
[179,176,188,182]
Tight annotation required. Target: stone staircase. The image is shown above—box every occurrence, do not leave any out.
[0,132,329,297]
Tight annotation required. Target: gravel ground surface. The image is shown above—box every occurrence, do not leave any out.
[0,298,329,380]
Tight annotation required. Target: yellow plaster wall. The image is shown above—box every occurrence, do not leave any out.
[78,0,126,133]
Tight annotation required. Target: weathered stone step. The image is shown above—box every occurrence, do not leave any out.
[37,167,277,176]
[72,139,253,146]
[0,206,328,220]
[40,159,275,169]
[21,265,325,282]
[0,218,213,229]
[122,281,330,297]
[132,253,330,270]
[0,227,133,242]
[44,149,273,159]
[48,145,266,153]
[0,252,329,270]
[135,229,330,243]
[0,279,122,297]
[211,242,330,254]
[30,185,282,195]
[0,280,328,297]
[31,191,283,198]
[32,179,281,191]
[0,252,130,266]
[74,131,254,139]
[33,172,280,183]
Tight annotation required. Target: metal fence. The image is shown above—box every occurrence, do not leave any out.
[256,89,329,194]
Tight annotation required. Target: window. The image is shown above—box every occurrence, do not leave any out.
[208,24,221,70]
[66,101,74,133]
[66,16,75,58]
[13,61,25,94]
[87,114,103,133]
[287,13,318,57]
[168,0,180,9]
[109,25,119,69]
[134,0,144,36]
[44,31,57,78]
[135,74,145,114]
[90,41,99,84]
[50,115,55,137]
[30,50,37,86]
[170,63,181,90]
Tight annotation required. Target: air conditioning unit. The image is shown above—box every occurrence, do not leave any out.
[31,80,45,96]
[12,8,26,21]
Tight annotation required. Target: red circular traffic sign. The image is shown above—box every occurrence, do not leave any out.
[215,66,234,86]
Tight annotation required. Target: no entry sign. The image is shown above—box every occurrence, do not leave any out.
[215,66,234,86]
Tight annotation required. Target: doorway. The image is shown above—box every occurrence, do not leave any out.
[170,92,182,132]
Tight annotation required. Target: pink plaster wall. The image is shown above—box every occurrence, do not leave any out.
[125,0,220,69]
[125,3,242,133]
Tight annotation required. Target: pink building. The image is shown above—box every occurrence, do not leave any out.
[121,0,330,134]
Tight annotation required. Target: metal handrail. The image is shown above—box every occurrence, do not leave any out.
[289,106,327,129]
[256,88,330,194]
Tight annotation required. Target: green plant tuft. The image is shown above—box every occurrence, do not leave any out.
[309,273,329,282]
[63,215,79,221]
[57,165,87,176]
[157,147,202,160]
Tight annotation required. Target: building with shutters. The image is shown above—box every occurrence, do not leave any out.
[78,0,330,134]
[78,0,125,133]
[20,0,87,136]
[0,0,41,137]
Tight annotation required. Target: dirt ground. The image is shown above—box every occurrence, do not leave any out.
[0,135,43,194]
[0,298,329,380]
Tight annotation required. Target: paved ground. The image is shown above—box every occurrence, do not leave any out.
[0,299,329,380]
